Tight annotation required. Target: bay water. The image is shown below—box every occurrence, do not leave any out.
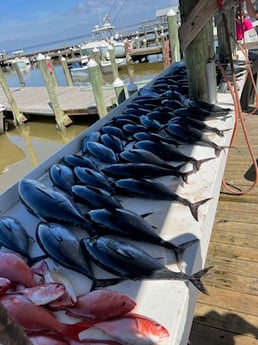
[0,59,166,193]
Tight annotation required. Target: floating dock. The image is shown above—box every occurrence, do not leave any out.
[0,86,117,119]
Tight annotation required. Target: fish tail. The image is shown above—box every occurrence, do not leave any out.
[189,197,212,221]
[195,157,215,171]
[188,266,213,294]
[215,145,230,157]
[173,239,199,270]
[61,320,96,341]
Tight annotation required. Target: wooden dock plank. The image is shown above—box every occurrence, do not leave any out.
[189,114,258,345]
[0,86,116,116]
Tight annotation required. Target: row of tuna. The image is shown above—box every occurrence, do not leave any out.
[0,61,231,344]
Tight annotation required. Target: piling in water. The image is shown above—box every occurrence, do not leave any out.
[88,58,107,118]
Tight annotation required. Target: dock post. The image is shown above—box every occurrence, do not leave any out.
[87,59,107,118]
[160,33,166,63]
[60,57,73,86]
[13,62,25,87]
[108,45,119,80]
[167,9,180,63]
[113,77,126,104]
[135,32,140,49]
[46,56,58,87]
[37,53,71,130]
[93,48,101,65]
[0,66,27,125]
[154,27,159,45]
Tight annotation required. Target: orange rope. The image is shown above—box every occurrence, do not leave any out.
[216,50,258,195]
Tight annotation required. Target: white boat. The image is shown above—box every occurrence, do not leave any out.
[10,50,30,68]
[70,40,126,78]
[69,16,126,79]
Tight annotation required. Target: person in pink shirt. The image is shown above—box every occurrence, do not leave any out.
[236,8,254,41]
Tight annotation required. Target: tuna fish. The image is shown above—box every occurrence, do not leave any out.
[0,216,34,265]
[36,222,122,289]
[49,164,76,194]
[81,236,211,294]
[88,207,198,263]
[18,179,95,233]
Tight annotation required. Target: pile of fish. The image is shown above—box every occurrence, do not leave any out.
[0,62,232,344]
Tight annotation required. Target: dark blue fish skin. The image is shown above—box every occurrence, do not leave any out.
[132,131,179,145]
[134,140,212,171]
[18,179,95,233]
[72,185,123,210]
[113,178,211,221]
[119,149,182,172]
[87,208,197,264]
[0,216,31,264]
[74,167,114,193]
[101,163,186,180]
[81,236,211,294]
[49,164,76,194]
[139,115,163,131]
[101,125,127,140]
[100,134,124,153]
[62,154,98,170]
[86,141,118,164]
[165,123,227,157]
[36,222,95,279]
[81,131,101,154]
[122,123,147,136]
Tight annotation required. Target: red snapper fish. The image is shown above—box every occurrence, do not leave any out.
[0,252,38,287]
[14,282,66,305]
[90,313,169,345]
[0,277,12,296]
[33,260,77,309]
[29,334,69,345]
[64,289,137,320]
[1,295,94,341]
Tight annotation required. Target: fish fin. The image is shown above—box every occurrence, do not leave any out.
[27,254,48,267]
[174,239,199,270]
[61,320,96,341]
[189,197,212,221]
[215,145,230,157]
[189,266,213,295]
[91,278,125,290]
[139,212,153,218]
[195,157,215,171]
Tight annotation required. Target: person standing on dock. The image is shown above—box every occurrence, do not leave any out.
[235,8,253,41]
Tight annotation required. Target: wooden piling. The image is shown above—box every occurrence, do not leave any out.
[46,56,58,87]
[60,57,73,87]
[113,77,126,104]
[13,62,25,87]
[37,53,69,130]
[108,45,119,80]
[167,9,180,63]
[0,67,26,125]
[87,59,107,118]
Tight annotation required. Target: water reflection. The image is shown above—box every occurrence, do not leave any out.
[0,119,89,193]
[0,58,166,193]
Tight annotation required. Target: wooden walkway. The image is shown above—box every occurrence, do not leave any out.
[0,86,117,117]
[189,110,258,345]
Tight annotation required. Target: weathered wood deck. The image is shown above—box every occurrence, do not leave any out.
[0,86,117,117]
[189,110,258,345]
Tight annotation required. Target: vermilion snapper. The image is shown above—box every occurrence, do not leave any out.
[13,283,66,305]
[64,289,137,320]
[1,295,94,341]
[89,312,169,345]
[0,252,38,287]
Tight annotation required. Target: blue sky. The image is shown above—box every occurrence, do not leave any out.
[0,0,179,54]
